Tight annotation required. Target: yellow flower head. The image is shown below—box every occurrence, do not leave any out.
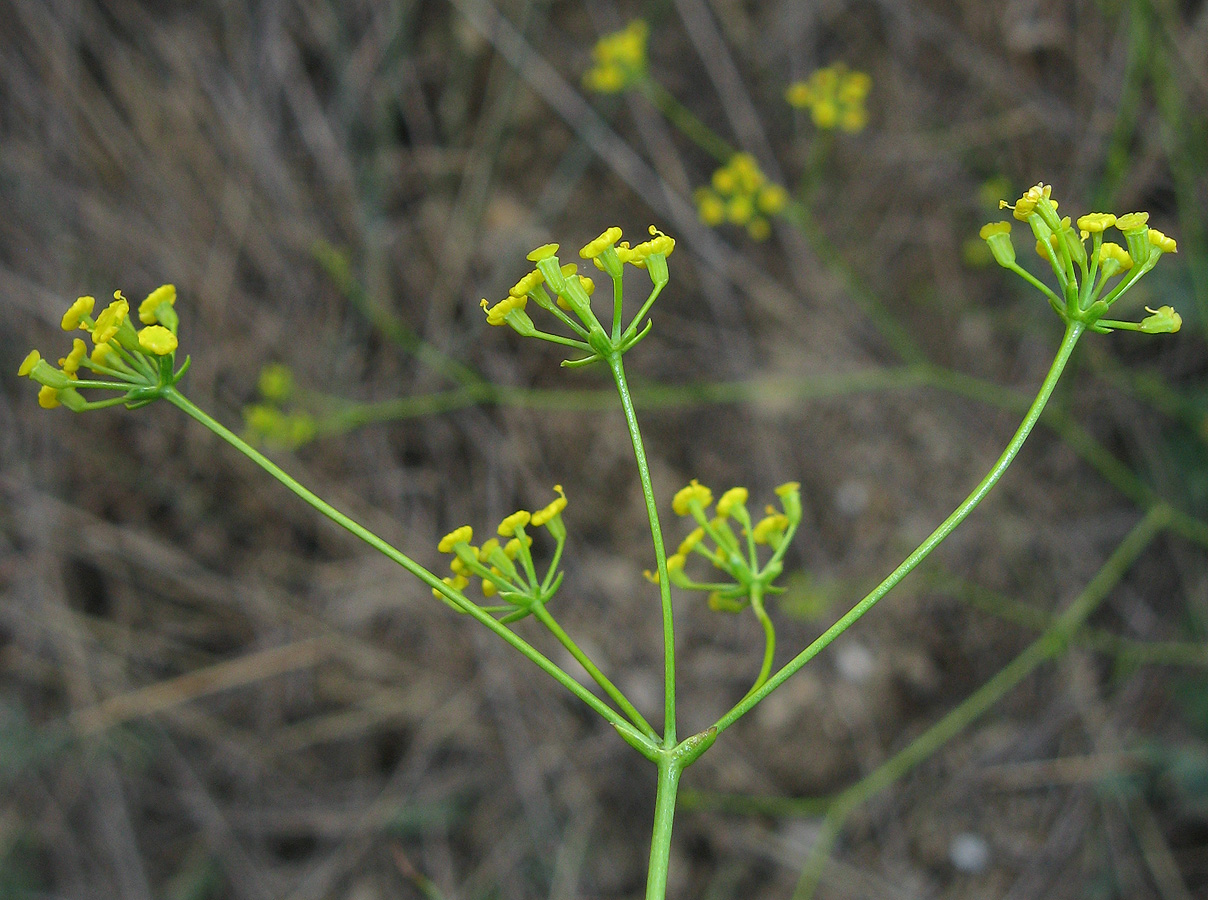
[526,243,559,262]
[752,513,790,545]
[498,510,532,537]
[677,526,705,556]
[531,484,568,527]
[92,296,130,345]
[1148,228,1177,254]
[18,350,41,377]
[91,342,116,367]
[1115,212,1149,232]
[1076,213,1115,235]
[756,184,788,215]
[672,479,713,516]
[582,20,649,94]
[478,538,501,562]
[786,63,871,132]
[1001,183,1052,220]
[37,385,61,409]
[509,269,544,298]
[715,487,749,518]
[61,296,95,331]
[138,284,177,325]
[59,338,88,377]
[503,535,532,558]
[579,226,624,259]
[438,526,474,554]
[481,294,527,326]
[1099,242,1133,272]
[138,325,179,356]
[979,221,1011,240]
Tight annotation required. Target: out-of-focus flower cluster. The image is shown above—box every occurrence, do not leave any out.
[694,153,788,241]
[582,20,649,94]
[785,63,871,132]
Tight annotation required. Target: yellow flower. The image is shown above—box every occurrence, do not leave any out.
[18,350,41,376]
[503,535,532,558]
[138,284,176,325]
[752,513,790,545]
[59,338,88,377]
[481,294,527,326]
[509,269,544,298]
[715,487,749,518]
[672,479,713,516]
[478,538,501,562]
[979,222,1011,239]
[61,296,95,331]
[1099,242,1133,272]
[582,20,649,94]
[531,485,568,527]
[138,325,178,355]
[1115,212,1149,232]
[786,63,871,132]
[498,510,532,537]
[91,343,116,367]
[433,574,469,600]
[677,527,705,556]
[526,243,559,262]
[1148,228,1177,254]
[579,226,623,259]
[756,184,788,215]
[1076,213,1115,234]
[37,385,60,409]
[1002,183,1052,220]
[92,296,130,345]
[696,189,725,226]
[438,526,474,553]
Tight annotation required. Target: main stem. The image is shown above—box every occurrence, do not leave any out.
[713,321,1086,736]
[161,387,642,738]
[645,757,684,900]
[609,352,677,746]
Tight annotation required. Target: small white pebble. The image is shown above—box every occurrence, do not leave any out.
[834,479,870,517]
[833,642,876,685]
[949,832,990,874]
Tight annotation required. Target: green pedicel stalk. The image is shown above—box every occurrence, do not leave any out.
[160,387,656,753]
[712,319,1086,737]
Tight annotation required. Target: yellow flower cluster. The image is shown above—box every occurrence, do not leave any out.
[582,20,649,94]
[785,63,871,132]
[647,479,802,607]
[981,183,1181,334]
[19,285,183,410]
[433,486,569,619]
[694,153,788,241]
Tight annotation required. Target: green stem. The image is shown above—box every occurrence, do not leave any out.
[161,387,647,742]
[791,504,1168,898]
[530,602,658,740]
[645,757,684,900]
[745,585,775,696]
[712,321,1086,737]
[609,352,677,746]
[637,77,735,163]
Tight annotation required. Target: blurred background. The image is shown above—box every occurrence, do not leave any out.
[4,0,1208,897]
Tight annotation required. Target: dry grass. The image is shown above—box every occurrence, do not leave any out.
[3,0,1208,898]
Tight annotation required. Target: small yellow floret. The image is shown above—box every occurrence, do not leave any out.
[498,510,532,537]
[433,574,469,600]
[531,485,568,527]
[672,479,713,516]
[752,513,790,545]
[438,526,474,553]
[59,338,87,377]
[1076,213,1115,234]
[138,325,178,356]
[478,538,501,562]
[1099,242,1134,271]
[1115,212,1150,232]
[677,527,705,556]
[37,385,61,409]
[503,535,532,558]
[61,296,95,331]
[580,227,623,259]
[18,350,41,376]
[509,270,545,298]
[92,297,129,345]
[526,243,559,262]
[1148,228,1177,254]
[138,284,177,324]
[979,222,1011,240]
[775,481,801,497]
[91,343,115,367]
[666,554,686,573]
[715,487,749,518]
